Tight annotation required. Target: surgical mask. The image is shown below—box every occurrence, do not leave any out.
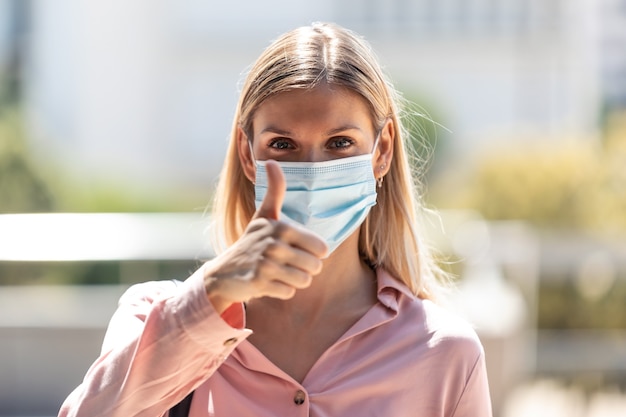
[253,144,379,255]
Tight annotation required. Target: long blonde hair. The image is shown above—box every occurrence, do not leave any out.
[212,22,447,300]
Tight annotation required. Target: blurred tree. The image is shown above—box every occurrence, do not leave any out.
[466,140,596,228]
[430,118,626,235]
[538,280,626,329]
[428,114,626,331]
[0,105,207,215]
[593,110,626,233]
[0,108,55,213]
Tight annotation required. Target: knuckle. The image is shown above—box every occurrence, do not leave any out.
[307,257,323,273]
[294,272,313,288]
[246,217,270,233]
[261,237,281,256]
[271,221,290,239]
[254,257,274,278]
[278,286,296,300]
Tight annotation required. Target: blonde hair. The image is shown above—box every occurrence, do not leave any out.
[212,22,447,300]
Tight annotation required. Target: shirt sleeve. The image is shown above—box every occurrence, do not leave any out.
[57,267,252,417]
[450,347,493,417]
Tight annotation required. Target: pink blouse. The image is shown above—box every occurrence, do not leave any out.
[58,268,492,417]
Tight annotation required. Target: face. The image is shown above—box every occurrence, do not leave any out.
[238,84,394,180]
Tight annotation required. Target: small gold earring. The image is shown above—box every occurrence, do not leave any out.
[377,176,384,188]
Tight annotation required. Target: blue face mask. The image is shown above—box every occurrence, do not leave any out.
[254,146,378,255]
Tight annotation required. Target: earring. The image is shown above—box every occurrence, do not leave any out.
[377,163,386,188]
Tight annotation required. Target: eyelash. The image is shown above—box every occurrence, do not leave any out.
[267,137,355,150]
[268,138,293,150]
[329,137,354,149]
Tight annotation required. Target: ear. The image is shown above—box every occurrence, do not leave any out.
[373,118,394,179]
[237,127,256,183]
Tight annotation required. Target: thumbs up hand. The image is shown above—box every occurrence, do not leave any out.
[253,159,287,222]
[202,160,329,313]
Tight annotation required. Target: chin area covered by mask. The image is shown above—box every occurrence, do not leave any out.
[254,152,378,256]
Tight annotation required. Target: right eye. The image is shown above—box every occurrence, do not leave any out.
[268,138,294,150]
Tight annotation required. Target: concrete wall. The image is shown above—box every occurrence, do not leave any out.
[0,286,126,416]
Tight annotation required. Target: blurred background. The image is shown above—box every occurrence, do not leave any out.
[1,0,626,416]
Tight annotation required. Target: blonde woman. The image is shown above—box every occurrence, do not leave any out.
[59,22,492,417]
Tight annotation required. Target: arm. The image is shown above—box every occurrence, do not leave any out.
[450,348,493,417]
[59,161,327,417]
[58,268,251,417]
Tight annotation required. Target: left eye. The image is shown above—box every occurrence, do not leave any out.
[329,137,354,149]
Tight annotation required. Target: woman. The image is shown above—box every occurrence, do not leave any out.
[59,22,492,417]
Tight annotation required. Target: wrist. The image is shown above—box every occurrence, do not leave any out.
[201,262,233,314]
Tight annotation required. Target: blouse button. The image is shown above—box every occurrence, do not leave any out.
[223,337,238,346]
[293,390,306,405]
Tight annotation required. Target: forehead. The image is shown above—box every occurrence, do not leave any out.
[251,84,375,135]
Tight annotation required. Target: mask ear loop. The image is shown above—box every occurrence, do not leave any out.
[247,139,257,163]
[372,131,386,188]
[247,139,257,185]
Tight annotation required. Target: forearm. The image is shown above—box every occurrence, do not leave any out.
[58,270,250,417]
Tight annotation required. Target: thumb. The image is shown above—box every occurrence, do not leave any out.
[253,160,286,220]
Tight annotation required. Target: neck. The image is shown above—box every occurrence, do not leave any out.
[248,235,378,324]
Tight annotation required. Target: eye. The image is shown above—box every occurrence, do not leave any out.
[328,137,354,150]
[268,138,294,150]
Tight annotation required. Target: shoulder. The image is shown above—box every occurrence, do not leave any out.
[415,297,485,366]
[422,299,482,343]
[391,284,485,363]
[378,268,484,361]
[390,296,488,399]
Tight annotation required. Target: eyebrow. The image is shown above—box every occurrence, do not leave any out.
[259,125,364,136]
[259,126,292,136]
[325,125,364,136]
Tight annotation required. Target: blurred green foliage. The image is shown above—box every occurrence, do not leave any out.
[0,108,55,213]
[431,111,626,236]
[0,106,208,214]
[0,260,201,286]
[0,104,209,286]
[428,110,626,330]
[538,280,626,329]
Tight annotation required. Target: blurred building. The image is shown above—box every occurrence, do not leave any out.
[0,0,25,102]
[600,0,626,111]
[3,0,619,189]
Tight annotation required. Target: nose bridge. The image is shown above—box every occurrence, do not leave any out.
[303,145,325,163]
